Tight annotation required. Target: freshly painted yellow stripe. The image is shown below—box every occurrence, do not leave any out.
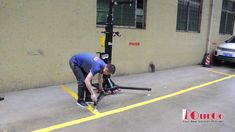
[33,74,235,132]
[62,86,78,100]
[62,86,100,115]
[207,69,231,76]
[86,105,100,115]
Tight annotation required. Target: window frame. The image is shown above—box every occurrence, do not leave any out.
[96,0,147,29]
[219,0,235,35]
[176,0,202,33]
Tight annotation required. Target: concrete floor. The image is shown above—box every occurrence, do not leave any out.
[0,65,235,132]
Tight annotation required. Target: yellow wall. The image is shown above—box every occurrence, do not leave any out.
[0,0,233,92]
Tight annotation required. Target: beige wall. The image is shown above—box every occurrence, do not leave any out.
[0,0,233,92]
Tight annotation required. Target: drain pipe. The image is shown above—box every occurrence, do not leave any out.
[206,0,214,54]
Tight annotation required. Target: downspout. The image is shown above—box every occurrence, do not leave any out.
[206,0,214,54]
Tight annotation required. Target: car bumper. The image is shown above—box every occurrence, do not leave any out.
[215,55,235,62]
[214,50,235,62]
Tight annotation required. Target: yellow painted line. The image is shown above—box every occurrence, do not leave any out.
[61,85,100,115]
[62,86,78,100]
[33,74,235,132]
[207,69,231,76]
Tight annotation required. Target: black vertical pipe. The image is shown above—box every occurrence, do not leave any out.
[104,0,114,64]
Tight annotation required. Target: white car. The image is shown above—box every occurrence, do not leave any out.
[213,36,235,64]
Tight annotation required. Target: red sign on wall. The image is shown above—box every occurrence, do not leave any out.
[129,42,140,46]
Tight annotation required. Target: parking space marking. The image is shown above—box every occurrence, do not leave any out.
[206,69,231,76]
[33,74,235,132]
[62,85,100,115]
[62,86,78,100]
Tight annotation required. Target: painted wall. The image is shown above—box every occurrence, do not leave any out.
[0,0,233,92]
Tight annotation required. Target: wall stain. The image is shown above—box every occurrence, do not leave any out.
[37,49,44,56]
[27,49,45,56]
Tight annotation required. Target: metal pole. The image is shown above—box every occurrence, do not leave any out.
[104,0,114,64]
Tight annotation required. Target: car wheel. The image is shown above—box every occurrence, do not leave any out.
[212,56,222,66]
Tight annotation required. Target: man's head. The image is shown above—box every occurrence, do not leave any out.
[103,64,116,75]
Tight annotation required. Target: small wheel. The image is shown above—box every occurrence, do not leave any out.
[117,88,121,92]
[111,91,115,95]
[108,91,112,95]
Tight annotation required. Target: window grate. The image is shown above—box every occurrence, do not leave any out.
[219,0,235,35]
[96,0,146,29]
[176,0,202,32]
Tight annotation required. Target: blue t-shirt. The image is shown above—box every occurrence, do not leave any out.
[70,53,106,76]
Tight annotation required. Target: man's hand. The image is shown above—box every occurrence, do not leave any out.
[91,94,97,102]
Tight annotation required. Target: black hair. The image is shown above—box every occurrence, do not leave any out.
[107,64,116,74]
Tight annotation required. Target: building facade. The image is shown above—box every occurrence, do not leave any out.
[0,0,234,92]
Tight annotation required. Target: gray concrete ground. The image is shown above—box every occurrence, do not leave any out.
[0,65,235,132]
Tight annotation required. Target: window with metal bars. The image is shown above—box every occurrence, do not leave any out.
[219,0,235,35]
[96,0,146,29]
[176,0,202,32]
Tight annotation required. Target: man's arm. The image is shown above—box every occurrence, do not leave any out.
[84,72,97,102]
[98,73,104,91]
